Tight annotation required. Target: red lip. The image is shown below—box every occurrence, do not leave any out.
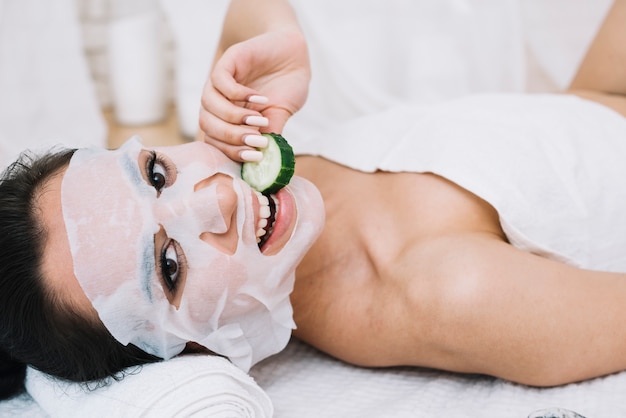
[260,188,297,255]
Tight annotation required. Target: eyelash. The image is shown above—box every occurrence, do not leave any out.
[146,151,173,194]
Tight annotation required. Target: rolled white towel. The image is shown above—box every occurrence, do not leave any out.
[25,355,273,417]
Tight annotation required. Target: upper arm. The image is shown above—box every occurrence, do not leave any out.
[293,231,626,386]
[407,234,626,386]
[569,0,626,95]
[567,1,626,116]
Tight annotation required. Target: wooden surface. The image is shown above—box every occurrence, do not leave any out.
[104,105,190,149]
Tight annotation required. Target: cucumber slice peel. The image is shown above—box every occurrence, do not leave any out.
[241,133,295,194]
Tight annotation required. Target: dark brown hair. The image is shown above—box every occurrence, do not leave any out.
[0,149,160,400]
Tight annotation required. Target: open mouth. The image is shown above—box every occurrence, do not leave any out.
[255,192,278,249]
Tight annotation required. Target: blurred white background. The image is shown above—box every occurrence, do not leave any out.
[0,0,613,168]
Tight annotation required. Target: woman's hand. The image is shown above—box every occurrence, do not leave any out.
[199,29,311,162]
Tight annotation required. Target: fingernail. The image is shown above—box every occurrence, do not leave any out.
[240,150,264,162]
[248,95,269,104]
[244,115,269,127]
[244,134,269,148]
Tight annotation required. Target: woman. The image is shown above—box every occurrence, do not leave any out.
[1,0,626,401]
[198,0,626,384]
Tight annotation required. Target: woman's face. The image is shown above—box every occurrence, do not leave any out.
[52,137,324,370]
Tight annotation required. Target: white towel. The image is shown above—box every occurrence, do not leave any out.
[25,355,273,418]
[292,93,626,273]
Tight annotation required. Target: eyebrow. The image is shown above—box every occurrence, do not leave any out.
[119,150,144,191]
[140,243,155,303]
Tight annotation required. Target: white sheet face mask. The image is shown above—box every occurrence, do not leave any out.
[60,137,324,370]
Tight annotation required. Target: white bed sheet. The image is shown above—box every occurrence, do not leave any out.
[255,339,624,417]
[1,338,624,417]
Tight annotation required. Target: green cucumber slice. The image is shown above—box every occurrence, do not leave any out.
[241,133,295,194]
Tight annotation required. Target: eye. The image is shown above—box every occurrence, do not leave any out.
[146,151,173,194]
[159,240,180,292]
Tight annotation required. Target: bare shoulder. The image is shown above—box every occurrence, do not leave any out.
[292,230,511,370]
[291,162,509,368]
